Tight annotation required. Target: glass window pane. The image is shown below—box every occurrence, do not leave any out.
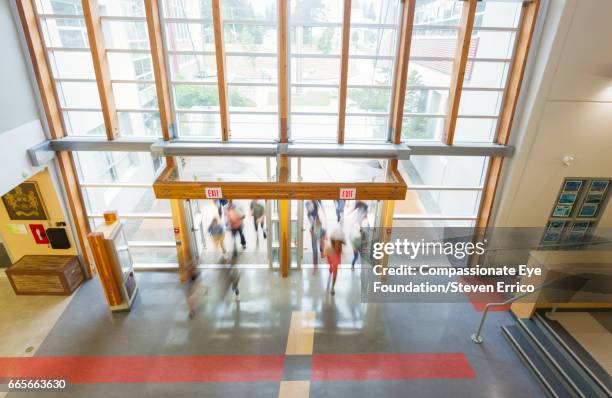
[292,87,338,114]
[84,187,170,214]
[474,1,522,29]
[298,158,388,183]
[163,0,212,19]
[113,83,159,109]
[408,61,454,87]
[36,0,83,15]
[291,57,340,85]
[349,28,397,56]
[347,87,391,113]
[174,84,220,110]
[229,114,278,140]
[176,113,221,138]
[454,118,498,143]
[102,20,150,50]
[463,61,510,88]
[107,52,154,80]
[347,58,394,86]
[169,54,218,82]
[130,247,178,265]
[406,88,449,116]
[75,152,161,183]
[414,0,462,26]
[118,111,162,137]
[56,81,101,108]
[228,85,277,112]
[164,22,215,52]
[98,0,145,17]
[291,115,337,139]
[470,30,516,59]
[290,1,342,23]
[227,56,277,83]
[290,26,342,55]
[40,17,89,48]
[351,0,401,25]
[402,116,444,141]
[395,190,481,216]
[223,0,277,21]
[63,111,105,136]
[117,218,174,242]
[224,24,277,53]
[48,50,96,79]
[459,91,503,116]
[400,156,488,187]
[345,115,387,140]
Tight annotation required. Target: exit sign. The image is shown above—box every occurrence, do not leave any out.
[340,188,356,200]
[205,187,223,199]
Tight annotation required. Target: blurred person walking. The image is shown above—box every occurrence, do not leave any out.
[227,200,247,253]
[306,200,325,266]
[208,217,228,260]
[324,226,345,295]
[250,200,267,244]
[334,200,345,222]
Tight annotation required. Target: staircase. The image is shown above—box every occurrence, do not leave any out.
[502,311,611,398]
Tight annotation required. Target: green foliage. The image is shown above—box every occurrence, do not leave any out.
[316,28,335,54]
[175,85,254,108]
[348,87,389,112]
[404,70,430,139]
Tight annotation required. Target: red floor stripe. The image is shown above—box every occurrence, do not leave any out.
[0,356,285,383]
[311,353,476,380]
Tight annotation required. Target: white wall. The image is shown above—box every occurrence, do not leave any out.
[494,0,612,228]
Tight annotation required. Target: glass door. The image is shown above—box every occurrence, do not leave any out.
[186,199,206,263]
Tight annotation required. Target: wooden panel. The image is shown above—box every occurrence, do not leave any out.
[389,0,416,144]
[171,199,194,281]
[278,0,289,142]
[443,0,477,145]
[88,232,123,306]
[211,0,230,141]
[16,0,93,277]
[145,0,174,142]
[337,0,352,144]
[477,1,540,228]
[279,199,290,277]
[82,0,119,140]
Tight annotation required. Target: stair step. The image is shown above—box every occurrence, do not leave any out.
[502,325,574,398]
[534,312,612,397]
[517,318,608,398]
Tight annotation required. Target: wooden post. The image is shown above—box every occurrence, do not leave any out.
[82,0,119,140]
[443,0,477,145]
[389,0,416,148]
[145,0,174,143]
[16,0,93,277]
[212,0,230,141]
[278,0,290,276]
[476,0,540,228]
[337,0,352,144]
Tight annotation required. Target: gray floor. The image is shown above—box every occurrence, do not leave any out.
[9,270,546,397]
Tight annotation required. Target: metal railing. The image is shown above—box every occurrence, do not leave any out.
[471,278,560,344]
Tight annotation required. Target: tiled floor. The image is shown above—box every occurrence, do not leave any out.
[0,269,545,397]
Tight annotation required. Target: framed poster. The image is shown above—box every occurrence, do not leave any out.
[558,192,577,205]
[552,205,572,218]
[1,182,48,221]
[563,180,583,192]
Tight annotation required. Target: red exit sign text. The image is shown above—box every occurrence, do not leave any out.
[205,187,223,199]
[340,188,356,200]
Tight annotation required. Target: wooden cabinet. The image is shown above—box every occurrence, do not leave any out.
[6,255,83,295]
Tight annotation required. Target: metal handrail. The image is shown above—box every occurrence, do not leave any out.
[471,278,561,344]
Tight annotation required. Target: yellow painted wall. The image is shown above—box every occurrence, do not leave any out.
[0,168,77,263]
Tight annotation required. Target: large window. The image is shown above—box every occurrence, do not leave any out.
[75,152,177,266]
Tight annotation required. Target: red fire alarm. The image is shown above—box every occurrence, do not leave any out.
[29,224,49,245]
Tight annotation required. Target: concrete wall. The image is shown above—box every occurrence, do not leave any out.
[0,0,39,135]
[494,0,612,229]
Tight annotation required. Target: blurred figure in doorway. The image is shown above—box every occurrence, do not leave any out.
[350,224,364,270]
[215,199,229,218]
[334,200,345,222]
[250,200,267,244]
[185,267,208,319]
[208,217,227,260]
[306,200,325,267]
[349,200,369,227]
[227,200,247,254]
[325,226,345,295]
